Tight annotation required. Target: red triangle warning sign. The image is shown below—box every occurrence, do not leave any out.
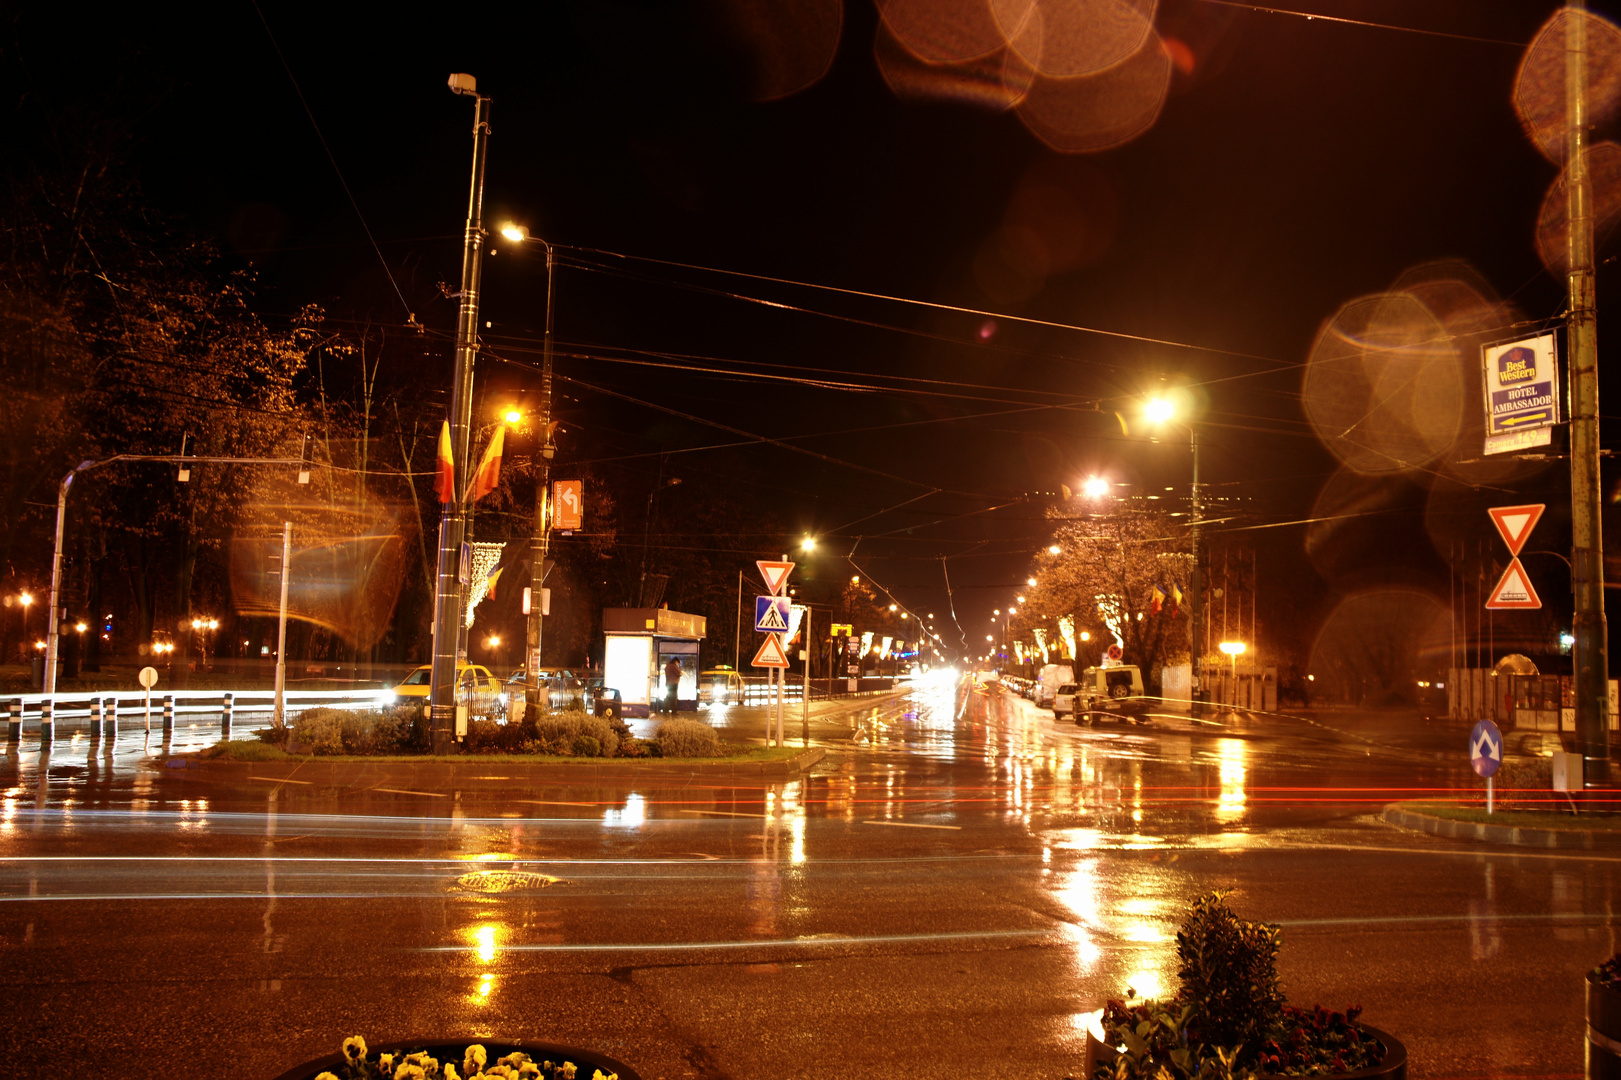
[756,560,795,595]
[1488,503,1544,557]
[752,633,792,668]
[1486,558,1542,610]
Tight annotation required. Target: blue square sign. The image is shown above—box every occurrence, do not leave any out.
[755,595,792,633]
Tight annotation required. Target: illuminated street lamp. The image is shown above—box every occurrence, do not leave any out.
[1082,476,1110,498]
[1047,545,1061,556]
[1146,395,1204,717]
[800,535,817,553]
[1219,640,1246,686]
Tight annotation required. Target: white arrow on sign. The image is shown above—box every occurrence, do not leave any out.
[1471,729,1501,764]
[563,487,580,513]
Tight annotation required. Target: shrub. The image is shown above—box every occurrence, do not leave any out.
[571,735,601,757]
[521,710,618,757]
[1093,892,1383,1079]
[1175,890,1284,1050]
[292,706,421,755]
[655,718,721,758]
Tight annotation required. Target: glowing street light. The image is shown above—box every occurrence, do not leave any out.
[1145,397,1175,424]
[800,535,817,553]
[1219,640,1246,683]
[504,409,522,424]
[1146,392,1204,717]
[1082,476,1111,498]
[1026,577,1037,587]
[1047,545,1061,556]
[500,222,529,242]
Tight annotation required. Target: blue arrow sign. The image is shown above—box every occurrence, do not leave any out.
[755,595,792,633]
[1469,719,1503,778]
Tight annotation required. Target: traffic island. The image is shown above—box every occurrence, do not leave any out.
[1381,802,1621,850]
[157,742,827,792]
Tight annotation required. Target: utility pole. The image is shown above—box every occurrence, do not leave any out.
[1189,427,1204,719]
[1565,5,1610,785]
[429,73,491,754]
[526,241,556,709]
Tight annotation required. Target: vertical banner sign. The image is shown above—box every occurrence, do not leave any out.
[1482,333,1559,455]
[553,479,583,531]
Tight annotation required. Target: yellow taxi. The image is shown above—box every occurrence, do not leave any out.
[391,664,504,717]
[698,667,744,706]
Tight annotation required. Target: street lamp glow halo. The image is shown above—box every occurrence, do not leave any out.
[500,222,528,242]
[1218,641,1247,656]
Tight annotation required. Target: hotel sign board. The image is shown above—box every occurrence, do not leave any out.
[1482,333,1559,455]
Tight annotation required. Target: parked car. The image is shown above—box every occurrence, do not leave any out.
[501,669,587,718]
[1052,683,1078,720]
[391,664,503,717]
[699,667,744,706]
[1070,664,1150,725]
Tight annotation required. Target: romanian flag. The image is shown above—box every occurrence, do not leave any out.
[433,421,455,503]
[1149,584,1165,616]
[468,424,505,503]
[1168,581,1183,617]
[485,565,502,600]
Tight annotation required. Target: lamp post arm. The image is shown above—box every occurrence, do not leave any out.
[41,453,309,696]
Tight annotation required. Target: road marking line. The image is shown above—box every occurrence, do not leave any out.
[680,809,767,818]
[518,800,599,807]
[249,776,313,785]
[370,787,448,798]
[862,819,961,830]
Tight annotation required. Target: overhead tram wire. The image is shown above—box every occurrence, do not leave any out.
[1194,0,1528,48]
[565,244,1297,369]
[482,347,1002,501]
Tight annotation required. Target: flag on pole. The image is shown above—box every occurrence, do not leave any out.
[486,565,503,600]
[468,424,505,503]
[1168,581,1183,617]
[1149,584,1165,616]
[433,421,455,503]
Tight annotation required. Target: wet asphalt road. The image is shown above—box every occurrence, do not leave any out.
[0,675,1610,1079]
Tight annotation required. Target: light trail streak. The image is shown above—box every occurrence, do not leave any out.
[420,929,1048,952]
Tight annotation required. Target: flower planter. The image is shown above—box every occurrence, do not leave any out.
[1589,972,1621,1079]
[1084,1025,1407,1079]
[270,1039,643,1080]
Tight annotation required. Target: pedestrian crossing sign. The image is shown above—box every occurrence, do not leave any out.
[755,595,792,632]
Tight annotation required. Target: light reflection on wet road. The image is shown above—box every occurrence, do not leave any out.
[0,677,1610,1077]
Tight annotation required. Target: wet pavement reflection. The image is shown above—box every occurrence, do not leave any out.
[0,677,1612,1077]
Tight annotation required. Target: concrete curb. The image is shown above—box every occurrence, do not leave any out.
[157,746,828,792]
[1380,805,1621,850]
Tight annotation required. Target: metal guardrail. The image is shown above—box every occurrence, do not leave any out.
[4,687,390,724]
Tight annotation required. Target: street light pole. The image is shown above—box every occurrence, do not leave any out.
[527,239,556,710]
[1189,426,1204,719]
[429,74,492,753]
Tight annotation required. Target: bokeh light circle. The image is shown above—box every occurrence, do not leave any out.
[1302,292,1462,475]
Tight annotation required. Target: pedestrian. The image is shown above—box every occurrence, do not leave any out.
[664,656,681,713]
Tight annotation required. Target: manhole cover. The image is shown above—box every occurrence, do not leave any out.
[455,869,563,893]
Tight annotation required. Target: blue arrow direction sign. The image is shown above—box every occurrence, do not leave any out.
[755,595,792,633]
[1469,719,1503,778]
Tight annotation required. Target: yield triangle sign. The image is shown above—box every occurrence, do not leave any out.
[1486,558,1542,609]
[752,633,791,668]
[757,560,795,595]
[1488,503,1544,557]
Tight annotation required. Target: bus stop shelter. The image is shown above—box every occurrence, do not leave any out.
[602,607,706,717]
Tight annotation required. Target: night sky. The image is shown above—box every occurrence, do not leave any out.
[11,0,1620,664]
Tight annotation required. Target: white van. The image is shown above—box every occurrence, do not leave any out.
[1037,664,1074,708]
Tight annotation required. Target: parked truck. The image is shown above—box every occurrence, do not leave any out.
[1036,663,1074,709]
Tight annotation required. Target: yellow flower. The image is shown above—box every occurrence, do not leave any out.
[342,1036,369,1063]
[463,1045,489,1076]
[443,1065,461,1080]
[379,1053,396,1076]
[314,1073,340,1080]
[395,1066,426,1080]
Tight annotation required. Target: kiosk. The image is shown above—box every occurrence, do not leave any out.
[602,607,706,717]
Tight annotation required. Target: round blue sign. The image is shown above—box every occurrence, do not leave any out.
[1469,719,1503,778]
